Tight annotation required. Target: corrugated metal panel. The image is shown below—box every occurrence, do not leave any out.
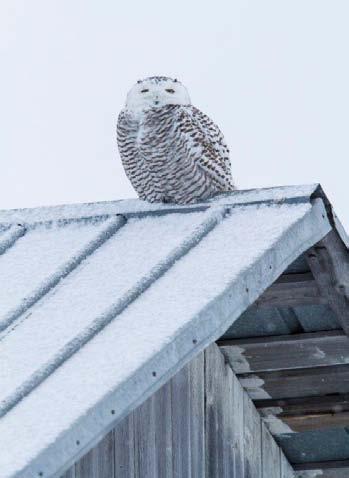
[0,218,118,328]
[0,186,334,477]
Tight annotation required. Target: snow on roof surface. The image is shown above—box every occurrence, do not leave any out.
[0,185,334,478]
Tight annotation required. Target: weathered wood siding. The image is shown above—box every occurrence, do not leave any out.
[62,344,294,477]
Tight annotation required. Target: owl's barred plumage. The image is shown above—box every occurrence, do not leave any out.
[117,76,235,204]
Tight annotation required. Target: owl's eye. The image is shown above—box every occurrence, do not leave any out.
[165,88,175,94]
[140,89,149,93]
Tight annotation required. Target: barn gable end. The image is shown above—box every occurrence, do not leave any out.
[61,344,294,478]
[0,184,348,477]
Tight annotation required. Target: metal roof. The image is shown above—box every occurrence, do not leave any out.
[0,184,335,477]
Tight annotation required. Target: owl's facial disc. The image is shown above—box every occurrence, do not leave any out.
[125,77,191,113]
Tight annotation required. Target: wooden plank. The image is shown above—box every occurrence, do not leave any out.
[255,272,325,308]
[258,394,349,435]
[280,452,294,478]
[205,344,227,478]
[293,459,349,471]
[232,372,245,476]
[219,330,348,373]
[257,394,349,433]
[133,395,157,478]
[313,469,349,478]
[189,352,205,478]
[243,392,262,478]
[205,344,236,478]
[60,467,75,478]
[261,424,280,478]
[171,361,191,477]
[75,431,114,478]
[153,381,173,478]
[239,364,349,400]
[283,410,349,432]
[256,394,349,416]
[306,230,349,335]
[114,414,135,478]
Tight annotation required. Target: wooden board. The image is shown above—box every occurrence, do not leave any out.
[243,393,262,478]
[239,364,349,400]
[75,431,114,478]
[293,459,349,471]
[205,344,236,478]
[232,370,245,476]
[314,469,349,478]
[256,394,349,416]
[219,330,349,373]
[255,272,325,308]
[114,414,135,478]
[189,353,205,478]
[280,452,294,478]
[262,425,280,478]
[171,360,192,477]
[257,394,349,433]
[60,468,75,478]
[154,381,173,477]
[306,231,349,335]
[133,395,157,477]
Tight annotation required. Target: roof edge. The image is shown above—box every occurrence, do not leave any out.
[18,198,332,478]
[0,184,320,226]
[311,184,349,248]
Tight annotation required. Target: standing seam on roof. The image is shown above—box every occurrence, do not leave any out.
[0,215,127,336]
[0,225,26,256]
[0,206,228,419]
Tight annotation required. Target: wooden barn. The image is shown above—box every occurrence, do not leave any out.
[0,184,348,478]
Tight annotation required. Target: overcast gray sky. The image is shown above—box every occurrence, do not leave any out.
[1,1,348,227]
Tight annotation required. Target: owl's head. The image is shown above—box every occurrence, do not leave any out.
[125,76,191,113]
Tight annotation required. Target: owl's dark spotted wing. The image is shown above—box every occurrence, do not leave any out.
[176,106,234,192]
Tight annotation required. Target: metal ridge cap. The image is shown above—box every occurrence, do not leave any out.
[0,184,319,226]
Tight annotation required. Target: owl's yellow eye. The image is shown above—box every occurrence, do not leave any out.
[141,89,149,93]
[165,89,175,93]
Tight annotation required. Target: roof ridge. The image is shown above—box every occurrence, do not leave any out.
[0,184,320,226]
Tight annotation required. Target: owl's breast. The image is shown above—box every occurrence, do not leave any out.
[135,107,176,160]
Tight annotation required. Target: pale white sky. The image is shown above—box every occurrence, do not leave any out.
[1,1,348,227]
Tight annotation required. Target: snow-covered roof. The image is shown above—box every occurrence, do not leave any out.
[0,185,337,478]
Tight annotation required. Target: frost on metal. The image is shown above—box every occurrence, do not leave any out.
[0,186,334,478]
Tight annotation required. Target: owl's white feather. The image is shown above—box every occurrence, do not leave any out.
[117,76,235,204]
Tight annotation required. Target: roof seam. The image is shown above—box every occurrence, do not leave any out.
[0,225,26,255]
[0,215,127,336]
[0,205,228,419]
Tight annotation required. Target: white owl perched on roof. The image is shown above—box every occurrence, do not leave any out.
[117,76,235,204]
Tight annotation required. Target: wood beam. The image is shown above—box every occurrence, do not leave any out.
[255,395,349,433]
[293,460,349,471]
[255,272,325,308]
[306,230,349,335]
[238,364,349,400]
[218,330,349,373]
[255,394,349,415]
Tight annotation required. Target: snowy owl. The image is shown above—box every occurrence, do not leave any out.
[117,76,234,204]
